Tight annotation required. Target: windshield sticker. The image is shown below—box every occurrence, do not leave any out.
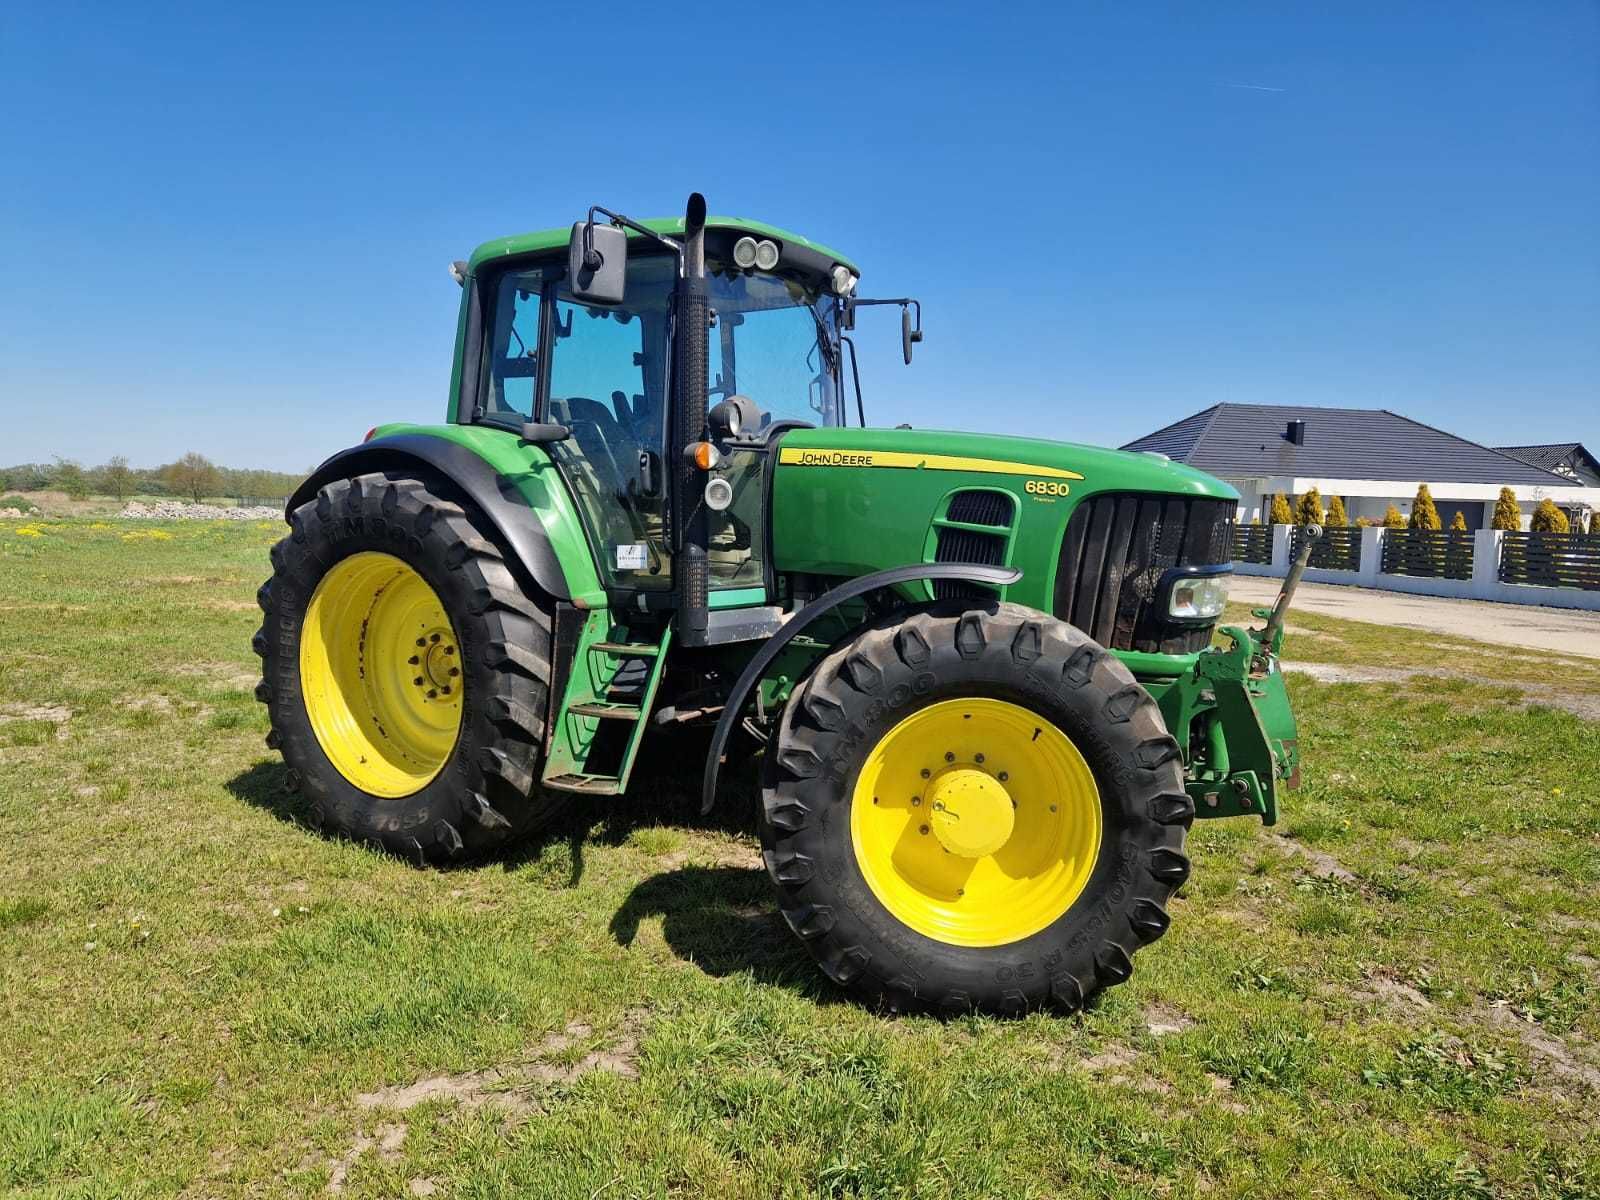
[615,543,648,570]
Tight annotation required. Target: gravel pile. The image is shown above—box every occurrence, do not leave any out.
[119,500,284,521]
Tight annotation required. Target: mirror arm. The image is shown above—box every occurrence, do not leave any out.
[583,205,686,275]
[840,334,866,427]
[844,296,923,335]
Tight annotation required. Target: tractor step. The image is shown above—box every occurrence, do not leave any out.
[591,641,661,657]
[541,615,673,796]
[544,771,623,796]
[569,701,642,720]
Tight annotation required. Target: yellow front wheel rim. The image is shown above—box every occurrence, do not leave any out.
[850,698,1102,948]
[299,552,463,798]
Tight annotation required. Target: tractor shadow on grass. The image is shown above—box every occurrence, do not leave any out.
[608,865,831,999]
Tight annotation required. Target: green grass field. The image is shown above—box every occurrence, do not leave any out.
[2,518,1597,1199]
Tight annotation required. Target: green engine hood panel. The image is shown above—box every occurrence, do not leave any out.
[770,426,1237,616]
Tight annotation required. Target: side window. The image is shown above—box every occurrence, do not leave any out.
[484,272,544,420]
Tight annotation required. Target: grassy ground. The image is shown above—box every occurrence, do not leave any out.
[2,518,1597,1199]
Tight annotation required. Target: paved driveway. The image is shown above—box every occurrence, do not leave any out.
[1228,576,1600,660]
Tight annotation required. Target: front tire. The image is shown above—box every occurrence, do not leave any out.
[759,600,1193,1015]
[253,471,566,863]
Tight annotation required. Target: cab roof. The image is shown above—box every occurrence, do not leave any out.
[466,215,858,277]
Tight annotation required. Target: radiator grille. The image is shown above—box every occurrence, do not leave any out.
[945,489,1015,528]
[932,525,1007,600]
[1053,493,1237,654]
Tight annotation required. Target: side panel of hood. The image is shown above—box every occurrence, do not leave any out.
[769,426,1238,609]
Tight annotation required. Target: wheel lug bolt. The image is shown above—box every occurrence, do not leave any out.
[998,772,1009,782]
[919,824,929,835]
[444,646,454,656]
[427,689,438,699]
[413,676,423,686]
[449,667,459,677]
[919,768,930,779]
[415,638,426,647]
[408,655,419,665]
[944,752,955,762]
[911,796,921,806]
[442,686,451,695]
[975,753,985,764]
[1049,804,1057,812]
[430,633,441,643]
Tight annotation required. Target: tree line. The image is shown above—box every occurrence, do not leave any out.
[1262,484,1591,534]
[0,455,306,505]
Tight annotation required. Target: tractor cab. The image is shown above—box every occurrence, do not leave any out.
[463,207,883,641]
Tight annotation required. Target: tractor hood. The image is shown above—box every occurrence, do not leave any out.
[768,426,1240,646]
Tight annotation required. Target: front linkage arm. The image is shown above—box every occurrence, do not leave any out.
[1159,526,1321,826]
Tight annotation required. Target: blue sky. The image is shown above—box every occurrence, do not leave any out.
[2,2,1595,472]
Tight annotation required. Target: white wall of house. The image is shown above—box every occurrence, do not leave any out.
[1220,476,1599,530]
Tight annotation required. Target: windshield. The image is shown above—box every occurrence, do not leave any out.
[707,263,842,429]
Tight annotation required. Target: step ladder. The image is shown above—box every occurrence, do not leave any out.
[541,613,671,797]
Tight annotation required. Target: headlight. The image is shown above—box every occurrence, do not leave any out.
[831,264,858,295]
[1167,572,1230,621]
[733,236,759,269]
[754,239,780,270]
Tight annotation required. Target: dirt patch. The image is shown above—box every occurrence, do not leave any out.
[1480,1005,1600,1094]
[326,1121,405,1193]
[355,1012,645,1117]
[0,704,72,741]
[1348,971,1433,1011]
[1143,1004,1195,1037]
[1270,832,1359,885]
[1285,662,1600,722]
[1080,1044,1138,1073]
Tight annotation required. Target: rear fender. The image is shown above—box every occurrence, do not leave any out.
[287,433,573,602]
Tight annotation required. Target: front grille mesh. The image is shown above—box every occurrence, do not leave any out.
[932,525,1007,600]
[1053,493,1237,654]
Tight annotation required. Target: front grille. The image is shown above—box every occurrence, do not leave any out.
[946,489,1015,528]
[932,525,1007,600]
[1053,493,1237,654]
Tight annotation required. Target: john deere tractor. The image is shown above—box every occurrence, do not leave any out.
[255,193,1309,1015]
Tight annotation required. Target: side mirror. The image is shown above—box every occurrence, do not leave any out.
[567,221,627,305]
[901,306,924,365]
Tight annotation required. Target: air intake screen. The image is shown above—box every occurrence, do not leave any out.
[932,525,1007,600]
[945,490,1014,528]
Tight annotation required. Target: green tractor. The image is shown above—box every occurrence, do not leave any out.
[255,194,1309,1016]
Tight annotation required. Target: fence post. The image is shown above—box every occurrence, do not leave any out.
[1358,527,1383,584]
[1269,524,1293,575]
[1471,529,1501,599]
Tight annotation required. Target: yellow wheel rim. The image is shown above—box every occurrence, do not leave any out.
[299,552,463,798]
[850,697,1102,948]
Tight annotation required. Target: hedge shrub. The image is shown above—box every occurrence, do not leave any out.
[1408,484,1441,530]
[1531,498,1570,534]
[1492,488,1521,531]
[1269,493,1295,525]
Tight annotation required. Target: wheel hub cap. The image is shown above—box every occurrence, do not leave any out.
[928,768,1014,858]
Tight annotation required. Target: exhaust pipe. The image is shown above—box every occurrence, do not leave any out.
[674,193,711,646]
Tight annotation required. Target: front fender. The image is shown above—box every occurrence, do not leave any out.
[289,432,576,602]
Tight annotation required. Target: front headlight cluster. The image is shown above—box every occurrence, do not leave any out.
[1167,573,1230,621]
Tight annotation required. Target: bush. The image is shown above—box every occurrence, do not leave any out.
[1531,498,1570,533]
[1381,503,1406,529]
[1269,493,1295,525]
[1450,511,1468,532]
[1491,487,1520,531]
[0,494,39,514]
[1296,488,1324,526]
[1408,484,1441,530]
[1325,495,1348,527]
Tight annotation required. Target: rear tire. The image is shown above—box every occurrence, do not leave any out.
[253,471,566,863]
[759,600,1193,1015]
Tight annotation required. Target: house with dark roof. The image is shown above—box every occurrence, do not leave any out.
[1123,404,1598,530]
[1493,443,1600,488]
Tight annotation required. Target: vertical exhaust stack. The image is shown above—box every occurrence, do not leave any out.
[674,193,711,645]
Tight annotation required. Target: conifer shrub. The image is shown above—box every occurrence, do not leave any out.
[1296,488,1324,526]
[1408,484,1442,530]
[1325,495,1348,527]
[1269,493,1294,525]
[1449,511,1467,532]
[1491,488,1521,531]
[1531,499,1570,534]
[1381,504,1406,529]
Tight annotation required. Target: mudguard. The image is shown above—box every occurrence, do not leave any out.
[700,562,1023,813]
[287,433,571,601]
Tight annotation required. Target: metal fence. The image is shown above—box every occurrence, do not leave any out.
[1499,531,1600,592]
[1380,528,1475,580]
[1232,525,1273,565]
[1293,525,1360,572]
